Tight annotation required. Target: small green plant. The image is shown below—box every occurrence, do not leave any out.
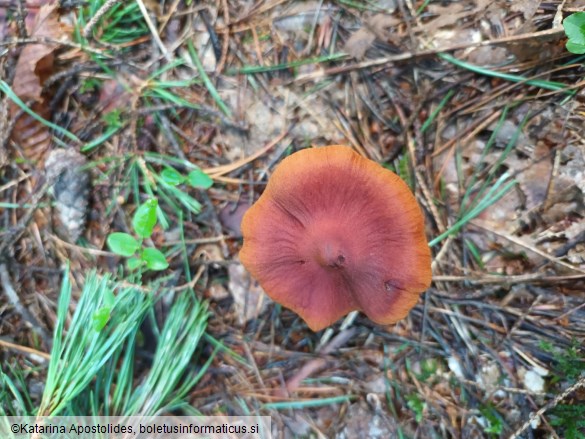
[139,155,214,222]
[79,77,101,94]
[540,339,585,383]
[479,404,504,436]
[405,394,425,423]
[549,404,585,439]
[107,198,169,271]
[563,12,585,54]
[160,166,213,190]
[538,340,585,438]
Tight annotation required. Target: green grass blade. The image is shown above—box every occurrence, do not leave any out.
[81,126,120,152]
[421,89,454,134]
[439,53,571,93]
[263,395,356,410]
[429,175,517,247]
[186,41,232,117]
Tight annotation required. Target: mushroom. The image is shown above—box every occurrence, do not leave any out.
[240,145,432,331]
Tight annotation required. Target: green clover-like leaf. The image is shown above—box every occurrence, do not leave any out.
[133,198,158,238]
[161,167,185,186]
[127,257,143,271]
[107,232,140,257]
[566,40,585,54]
[564,13,585,46]
[187,169,213,189]
[141,247,169,271]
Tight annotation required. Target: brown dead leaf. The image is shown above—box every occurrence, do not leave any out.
[368,13,401,40]
[219,200,252,238]
[11,102,53,163]
[417,3,467,32]
[228,262,268,326]
[466,46,510,66]
[344,13,400,59]
[9,1,67,163]
[516,143,553,211]
[339,401,399,438]
[511,0,541,20]
[344,27,376,60]
[13,2,62,101]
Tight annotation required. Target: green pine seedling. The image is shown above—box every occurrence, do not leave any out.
[106,198,169,271]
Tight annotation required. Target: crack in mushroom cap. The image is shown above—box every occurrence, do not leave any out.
[240,145,432,331]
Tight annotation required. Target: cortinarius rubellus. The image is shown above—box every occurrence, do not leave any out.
[240,145,432,331]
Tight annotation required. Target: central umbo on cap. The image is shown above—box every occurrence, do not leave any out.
[240,145,432,331]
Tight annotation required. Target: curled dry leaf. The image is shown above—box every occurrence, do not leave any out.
[339,401,399,438]
[10,2,65,163]
[510,0,541,20]
[344,13,401,59]
[45,149,90,242]
[13,2,62,101]
[11,102,53,164]
[274,1,335,35]
[344,27,376,60]
[344,14,400,60]
[228,262,268,326]
[218,200,252,237]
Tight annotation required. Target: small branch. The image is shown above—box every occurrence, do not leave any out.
[0,337,50,362]
[509,375,585,439]
[279,327,358,397]
[135,0,171,61]
[0,263,51,344]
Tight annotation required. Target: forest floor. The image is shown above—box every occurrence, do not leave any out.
[1,0,585,438]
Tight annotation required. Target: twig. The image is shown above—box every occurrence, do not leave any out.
[14,0,28,38]
[280,327,358,396]
[293,28,565,83]
[0,263,51,344]
[0,181,49,257]
[0,58,10,167]
[406,133,445,231]
[216,0,230,74]
[471,220,585,274]
[509,375,585,439]
[0,337,50,361]
[135,0,172,61]
[48,235,116,257]
[317,310,358,350]
[0,36,114,59]
[171,265,205,292]
[456,375,546,396]
[199,191,229,259]
[432,273,585,285]
[203,130,287,177]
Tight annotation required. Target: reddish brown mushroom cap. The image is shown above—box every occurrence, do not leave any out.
[240,145,432,331]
